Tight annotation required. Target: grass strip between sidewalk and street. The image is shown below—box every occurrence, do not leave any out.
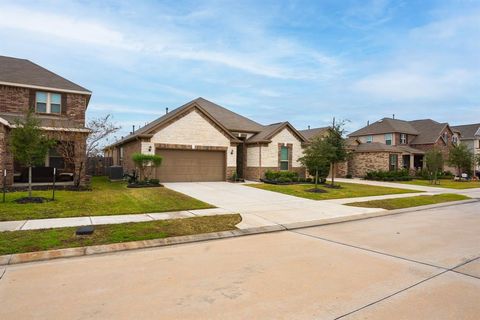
[346,194,470,210]
[0,177,213,221]
[0,214,242,255]
[247,182,419,200]
[399,179,480,189]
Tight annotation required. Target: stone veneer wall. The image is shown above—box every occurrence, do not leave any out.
[348,152,392,178]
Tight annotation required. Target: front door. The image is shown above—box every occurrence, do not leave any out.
[236,143,245,178]
[402,155,410,169]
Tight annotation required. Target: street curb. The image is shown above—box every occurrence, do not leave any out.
[0,199,476,266]
[0,225,285,266]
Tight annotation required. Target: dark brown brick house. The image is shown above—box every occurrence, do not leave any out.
[347,117,457,177]
[0,56,91,186]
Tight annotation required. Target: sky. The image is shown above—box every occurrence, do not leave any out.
[0,0,479,141]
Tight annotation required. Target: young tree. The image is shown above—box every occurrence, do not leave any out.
[298,136,330,190]
[447,143,473,176]
[86,114,120,157]
[9,112,55,198]
[48,131,88,187]
[321,119,349,187]
[424,148,443,184]
[132,153,163,181]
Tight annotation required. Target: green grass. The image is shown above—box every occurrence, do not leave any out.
[0,214,242,255]
[399,179,480,189]
[347,194,470,210]
[0,177,213,221]
[247,182,419,200]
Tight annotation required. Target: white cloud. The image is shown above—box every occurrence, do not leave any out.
[0,3,341,80]
[89,104,166,116]
[353,68,473,100]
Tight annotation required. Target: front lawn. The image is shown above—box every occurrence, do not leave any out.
[347,194,470,210]
[399,179,480,189]
[0,177,213,221]
[0,214,241,255]
[247,182,419,200]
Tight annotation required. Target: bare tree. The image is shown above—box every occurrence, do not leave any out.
[86,114,120,157]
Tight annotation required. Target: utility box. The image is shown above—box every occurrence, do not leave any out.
[108,165,124,181]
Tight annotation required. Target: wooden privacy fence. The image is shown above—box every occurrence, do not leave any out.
[87,156,113,176]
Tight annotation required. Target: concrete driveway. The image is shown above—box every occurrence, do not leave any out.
[1,201,478,319]
[163,182,385,228]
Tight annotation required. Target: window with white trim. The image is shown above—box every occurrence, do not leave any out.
[36,92,62,114]
[400,133,407,144]
[385,133,393,145]
[366,135,373,143]
[280,146,289,170]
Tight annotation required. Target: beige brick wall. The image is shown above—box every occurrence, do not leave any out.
[262,128,303,167]
[150,109,236,166]
[246,145,260,167]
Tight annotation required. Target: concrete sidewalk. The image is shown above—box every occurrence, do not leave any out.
[0,208,234,232]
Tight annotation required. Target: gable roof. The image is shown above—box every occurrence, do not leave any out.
[409,119,449,145]
[0,55,91,94]
[349,118,419,137]
[451,123,480,140]
[299,127,329,140]
[106,98,249,147]
[246,122,307,144]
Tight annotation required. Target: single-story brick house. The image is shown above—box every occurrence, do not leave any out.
[0,55,91,187]
[346,117,457,177]
[105,97,319,182]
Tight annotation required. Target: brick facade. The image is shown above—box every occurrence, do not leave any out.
[0,84,89,186]
[348,152,394,177]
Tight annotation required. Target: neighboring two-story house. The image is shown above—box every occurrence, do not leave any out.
[104,97,309,182]
[0,56,91,187]
[347,117,456,177]
[451,123,480,174]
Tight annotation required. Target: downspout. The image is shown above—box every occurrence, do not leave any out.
[258,142,262,180]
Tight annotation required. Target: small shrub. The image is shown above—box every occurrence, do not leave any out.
[345,173,352,179]
[364,169,413,181]
[264,170,298,182]
[148,179,160,185]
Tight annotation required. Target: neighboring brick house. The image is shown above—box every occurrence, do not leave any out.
[104,97,308,182]
[346,117,457,177]
[451,123,480,174]
[0,56,91,186]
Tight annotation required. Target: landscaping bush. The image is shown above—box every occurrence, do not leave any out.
[365,169,413,181]
[345,173,353,179]
[263,170,299,184]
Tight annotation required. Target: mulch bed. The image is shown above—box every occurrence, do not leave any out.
[306,188,327,193]
[127,184,164,188]
[14,197,52,204]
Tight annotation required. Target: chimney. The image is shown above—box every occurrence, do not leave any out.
[132,125,135,133]
[367,120,370,126]
[393,114,395,119]
[166,107,169,114]
[308,125,310,130]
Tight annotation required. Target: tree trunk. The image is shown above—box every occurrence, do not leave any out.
[331,162,335,186]
[28,166,32,198]
[315,169,319,190]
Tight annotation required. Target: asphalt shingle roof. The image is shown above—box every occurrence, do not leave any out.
[0,55,91,93]
[451,123,480,140]
[349,118,419,137]
[409,119,448,144]
[298,127,329,140]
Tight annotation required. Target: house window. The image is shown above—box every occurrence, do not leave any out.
[389,154,398,171]
[280,146,289,170]
[36,92,62,114]
[400,133,407,144]
[366,135,373,143]
[452,136,458,144]
[385,133,393,145]
[442,132,448,142]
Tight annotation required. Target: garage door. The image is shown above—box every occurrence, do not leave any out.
[155,149,226,182]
